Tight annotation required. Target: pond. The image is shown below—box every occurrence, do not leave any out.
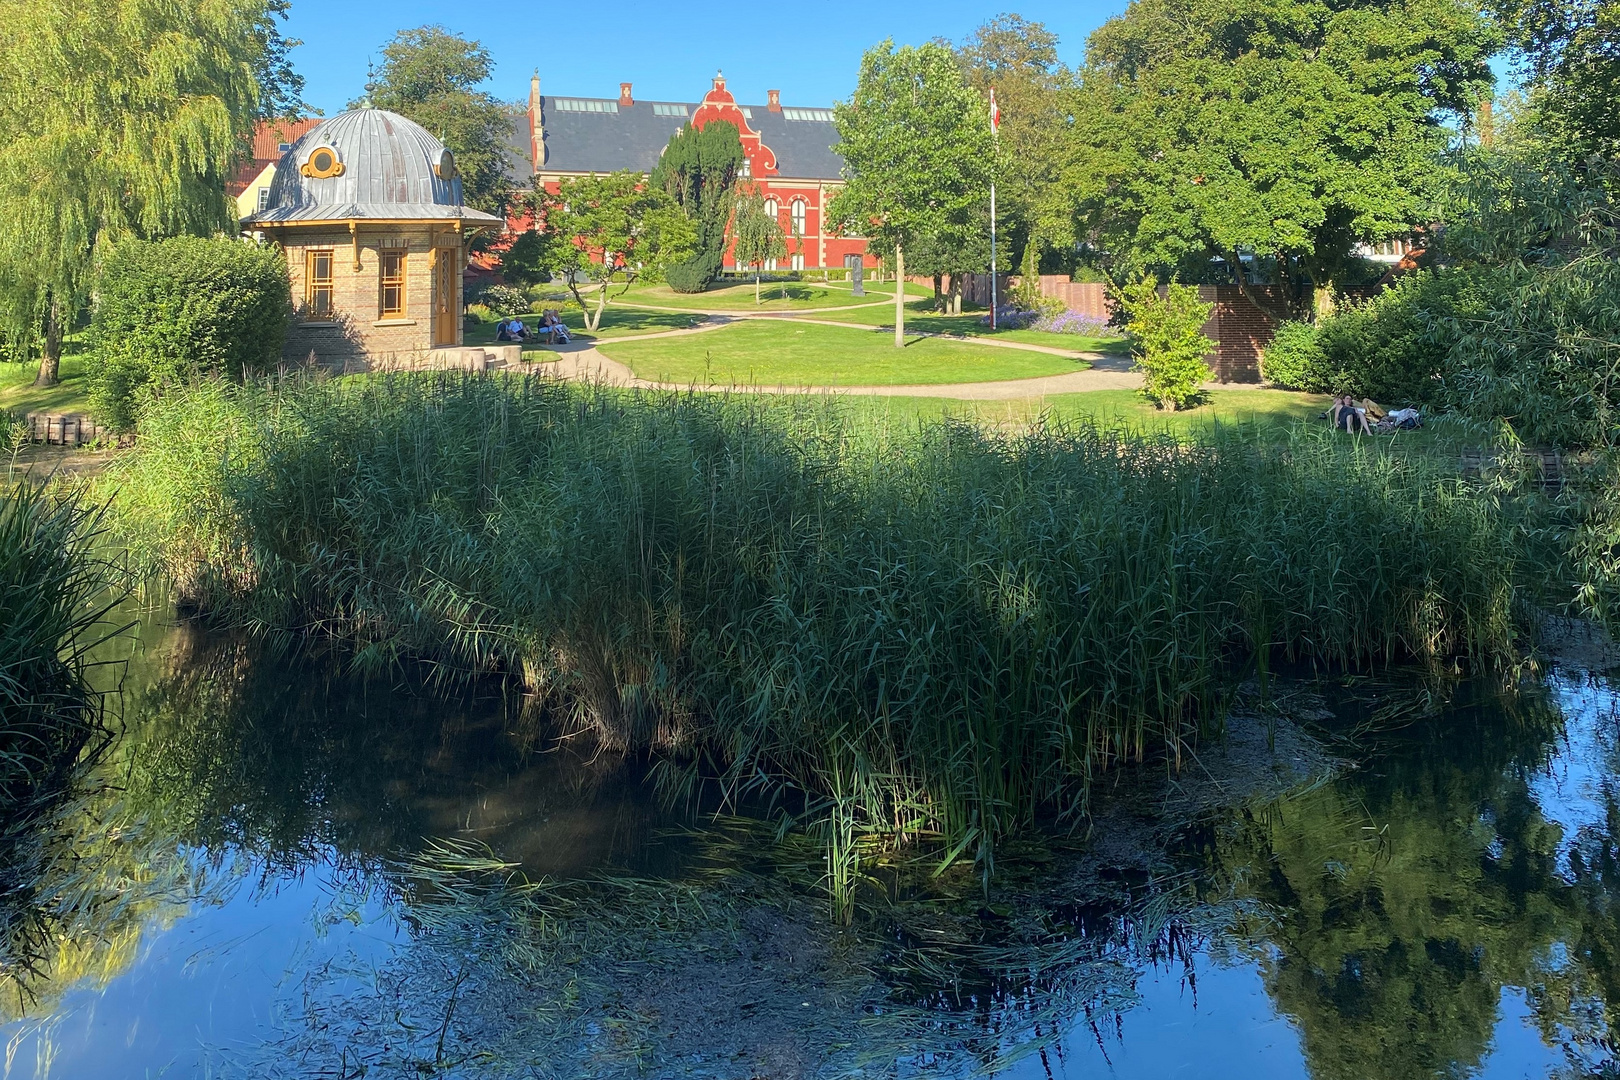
[3,606,1617,1078]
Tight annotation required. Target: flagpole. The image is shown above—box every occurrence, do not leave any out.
[990,182,997,330]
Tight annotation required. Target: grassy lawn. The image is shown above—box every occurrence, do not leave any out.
[598,320,1093,386]
[0,358,93,417]
[824,300,1131,354]
[466,306,708,345]
[532,278,923,314]
[835,387,1334,434]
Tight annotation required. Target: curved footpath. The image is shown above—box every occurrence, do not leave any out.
[523,311,1145,400]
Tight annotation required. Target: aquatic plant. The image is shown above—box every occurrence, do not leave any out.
[105,375,1529,919]
[0,483,121,807]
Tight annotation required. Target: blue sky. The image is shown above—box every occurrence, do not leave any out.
[282,0,1131,115]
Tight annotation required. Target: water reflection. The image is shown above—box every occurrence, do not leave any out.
[2,614,1620,1078]
[117,620,689,882]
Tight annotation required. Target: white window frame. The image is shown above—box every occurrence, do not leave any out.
[790,198,807,235]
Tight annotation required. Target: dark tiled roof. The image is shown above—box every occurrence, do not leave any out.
[744,109,843,180]
[517,97,844,181]
[505,113,535,185]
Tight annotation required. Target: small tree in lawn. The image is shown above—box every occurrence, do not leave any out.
[730,188,786,305]
[1114,278,1214,410]
[830,40,995,346]
[533,172,695,331]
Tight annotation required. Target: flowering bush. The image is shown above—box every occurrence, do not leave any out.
[981,303,1121,338]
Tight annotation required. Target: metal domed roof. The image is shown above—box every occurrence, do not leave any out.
[242,108,502,224]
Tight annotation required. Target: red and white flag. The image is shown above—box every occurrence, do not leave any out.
[989,88,1000,135]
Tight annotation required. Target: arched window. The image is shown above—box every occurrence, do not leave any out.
[790,198,807,236]
[763,198,778,219]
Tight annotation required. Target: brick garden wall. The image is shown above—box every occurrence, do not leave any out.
[953,274,1365,383]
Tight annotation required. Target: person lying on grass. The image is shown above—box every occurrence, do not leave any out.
[1332,394,1370,434]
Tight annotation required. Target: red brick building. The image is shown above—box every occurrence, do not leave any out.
[510,72,870,272]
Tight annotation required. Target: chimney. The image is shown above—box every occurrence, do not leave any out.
[767,89,781,112]
[530,71,541,109]
[620,82,634,107]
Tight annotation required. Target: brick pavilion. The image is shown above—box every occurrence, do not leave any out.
[241,108,504,369]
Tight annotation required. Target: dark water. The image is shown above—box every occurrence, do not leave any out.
[3,609,1618,1078]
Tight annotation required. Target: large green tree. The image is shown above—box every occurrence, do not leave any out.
[1068,0,1497,320]
[532,172,695,330]
[955,15,1076,280]
[1495,0,1620,160]
[0,0,275,387]
[363,26,512,216]
[830,41,996,345]
[650,120,745,285]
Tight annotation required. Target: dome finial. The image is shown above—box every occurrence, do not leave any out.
[361,60,377,108]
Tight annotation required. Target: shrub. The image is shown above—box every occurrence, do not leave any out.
[86,237,290,431]
[1114,278,1215,409]
[666,252,720,294]
[1260,321,1335,391]
[471,284,530,317]
[1314,268,1509,406]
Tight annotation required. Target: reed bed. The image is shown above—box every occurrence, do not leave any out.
[106,375,1526,918]
[0,484,120,809]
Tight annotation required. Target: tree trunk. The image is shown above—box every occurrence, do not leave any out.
[894,245,905,347]
[34,292,64,388]
[932,274,943,311]
[950,275,963,315]
[1313,282,1336,321]
[755,270,761,305]
[588,283,607,331]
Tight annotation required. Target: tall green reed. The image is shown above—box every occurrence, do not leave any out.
[106,375,1528,920]
[0,483,122,808]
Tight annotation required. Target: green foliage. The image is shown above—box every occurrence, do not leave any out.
[1495,0,1620,160]
[1115,278,1215,409]
[0,0,269,384]
[664,251,721,294]
[651,121,744,261]
[729,188,787,302]
[830,40,996,267]
[470,284,528,318]
[364,26,511,216]
[1260,322,1332,392]
[0,483,121,810]
[109,376,1528,917]
[1069,0,1498,316]
[499,230,550,290]
[85,237,289,432]
[955,15,1077,267]
[1313,267,1509,405]
[532,172,696,330]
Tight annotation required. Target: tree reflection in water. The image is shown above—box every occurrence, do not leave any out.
[1195,676,1620,1080]
[6,618,1620,1078]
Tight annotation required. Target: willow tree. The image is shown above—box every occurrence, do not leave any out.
[0,0,272,386]
[730,188,787,304]
[830,41,995,346]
